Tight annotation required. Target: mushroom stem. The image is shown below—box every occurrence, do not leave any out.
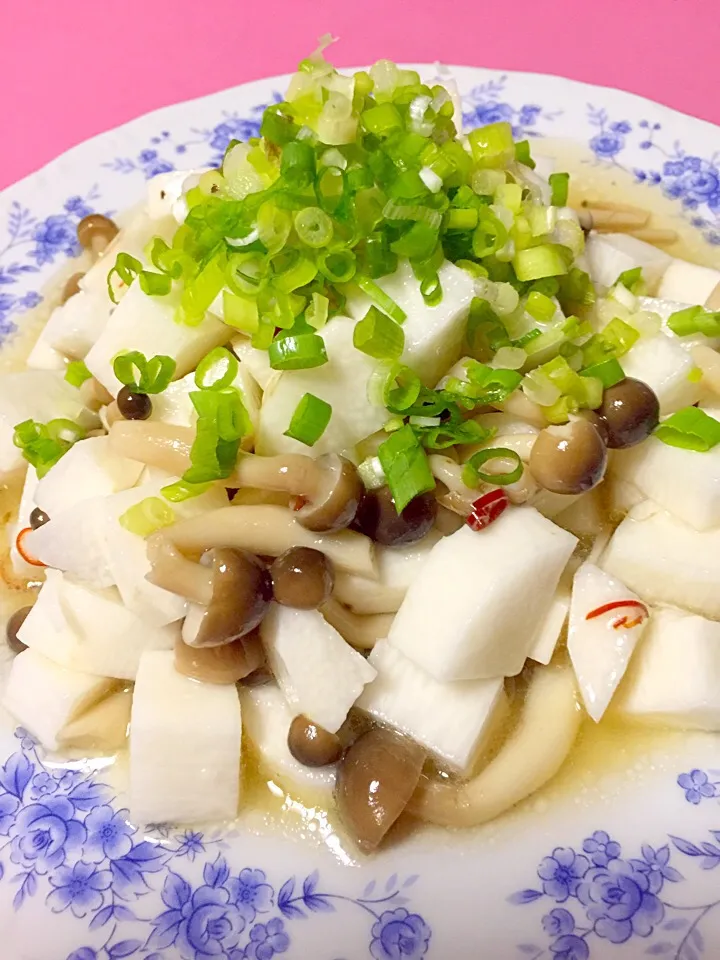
[579,207,650,232]
[706,282,720,312]
[145,536,213,604]
[408,664,581,827]
[154,504,377,579]
[627,227,679,245]
[108,420,194,474]
[80,378,114,413]
[230,454,322,499]
[320,598,393,650]
[333,574,405,614]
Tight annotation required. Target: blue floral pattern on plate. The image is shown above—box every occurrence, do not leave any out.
[0,729,430,960]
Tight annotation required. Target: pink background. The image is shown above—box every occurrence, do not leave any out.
[2,0,719,191]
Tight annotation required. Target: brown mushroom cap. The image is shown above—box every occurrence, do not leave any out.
[174,630,264,683]
[335,726,426,851]
[6,606,31,655]
[352,487,437,546]
[270,547,334,609]
[294,454,363,533]
[61,272,85,304]
[76,214,119,251]
[188,548,272,648]
[529,419,608,495]
[288,715,342,767]
[596,378,660,449]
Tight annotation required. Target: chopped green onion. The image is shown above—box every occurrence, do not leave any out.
[525,291,556,323]
[513,245,569,282]
[514,140,536,169]
[354,306,405,360]
[273,254,318,293]
[377,424,435,512]
[318,248,357,283]
[548,172,570,207]
[558,267,596,308]
[139,270,172,297]
[107,252,142,304]
[283,392,332,446]
[446,208,479,230]
[268,332,328,370]
[306,293,330,330]
[655,407,720,452]
[542,394,580,424]
[195,347,238,390]
[419,419,495,450]
[615,266,644,293]
[467,122,514,166]
[472,210,508,259]
[13,418,85,478]
[294,207,334,248]
[601,317,640,357]
[356,275,407,324]
[391,222,439,259]
[280,140,316,188]
[580,357,625,388]
[223,290,259,333]
[358,455,386,490]
[113,351,176,394]
[462,448,524,487]
[383,364,423,413]
[64,361,92,388]
[161,479,214,502]
[119,497,176,537]
[362,102,403,136]
[667,305,720,338]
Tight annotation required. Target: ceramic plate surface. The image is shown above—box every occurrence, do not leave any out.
[2,66,720,960]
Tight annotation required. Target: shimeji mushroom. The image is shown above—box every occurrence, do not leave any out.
[319,597,394,651]
[174,630,265,684]
[109,420,194,474]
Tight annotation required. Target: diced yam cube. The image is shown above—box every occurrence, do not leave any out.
[612,414,720,530]
[241,683,336,796]
[261,605,376,733]
[621,333,701,414]
[601,503,720,619]
[146,169,208,220]
[34,436,144,517]
[567,562,649,721]
[346,259,474,384]
[9,466,39,578]
[585,233,672,294]
[658,259,720,306]
[256,318,387,458]
[616,607,720,730]
[388,507,577,680]
[0,372,85,479]
[41,292,113,359]
[58,688,132,752]
[18,571,178,679]
[130,650,242,824]
[84,282,230,395]
[232,337,277,391]
[80,211,177,301]
[528,590,570,665]
[3,648,115,751]
[357,640,505,774]
[25,497,114,588]
[26,334,66,371]
[638,296,720,350]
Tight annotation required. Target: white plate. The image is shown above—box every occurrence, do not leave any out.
[2,67,720,960]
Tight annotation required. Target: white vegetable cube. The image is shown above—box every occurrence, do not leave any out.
[261,605,377,733]
[612,414,720,530]
[85,282,230,395]
[658,259,720,306]
[528,590,570,665]
[0,372,85,479]
[621,333,701,415]
[146,169,208,220]
[357,640,505,774]
[585,233,672,294]
[637,296,720,350]
[18,571,178,679]
[346,259,475,384]
[256,318,387,458]
[26,334,66,371]
[241,684,336,796]
[130,650,242,824]
[25,497,114,588]
[617,607,720,730]
[3,648,115,751]
[388,507,577,681]
[41,292,113,360]
[601,503,720,619]
[232,337,277,391]
[34,436,144,517]
[567,563,649,722]
[9,465,39,578]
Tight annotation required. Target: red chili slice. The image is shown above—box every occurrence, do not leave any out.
[466,489,509,532]
[15,527,46,568]
[586,599,649,624]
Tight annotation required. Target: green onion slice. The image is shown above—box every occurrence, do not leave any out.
[548,172,570,207]
[462,448,524,487]
[377,424,436,513]
[195,347,239,390]
[356,275,407,325]
[64,361,92,388]
[161,479,214,502]
[283,393,332,446]
[354,306,405,360]
[113,351,176,394]
[655,407,720,452]
[580,357,625,388]
[119,497,176,537]
[268,332,328,370]
[107,253,142,304]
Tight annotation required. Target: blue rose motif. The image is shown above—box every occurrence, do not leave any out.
[209,117,263,156]
[10,798,85,874]
[537,848,590,902]
[228,868,274,925]
[369,908,431,960]
[64,196,93,217]
[0,792,19,835]
[178,885,246,959]
[678,769,716,804]
[175,830,205,860]
[610,120,632,134]
[542,908,575,937]
[466,102,514,127]
[550,935,590,960]
[589,132,624,159]
[46,860,112,918]
[242,918,290,959]
[663,160,685,177]
[30,772,59,800]
[679,168,720,201]
[682,156,702,173]
[630,843,683,892]
[518,104,542,126]
[577,858,664,943]
[84,804,134,862]
[582,831,621,867]
[31,215,80,266]
[18,291,42,311]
